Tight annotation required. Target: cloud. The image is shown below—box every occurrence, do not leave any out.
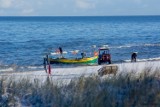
[0,0,37,15]
[21,8,34,15]
[133,0,142,4]
[0,0,13,8]
[75,0,95,9]
[0,0,160,16]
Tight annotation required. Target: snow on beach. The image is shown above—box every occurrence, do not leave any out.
[0,60,160,85]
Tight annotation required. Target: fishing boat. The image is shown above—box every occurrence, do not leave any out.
[44,46,98,65]
[49,56,98,64]
[43,45,112,66]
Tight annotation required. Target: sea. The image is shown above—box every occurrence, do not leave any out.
[0,16,160,71]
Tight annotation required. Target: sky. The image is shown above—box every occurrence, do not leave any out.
[0,0,160,16]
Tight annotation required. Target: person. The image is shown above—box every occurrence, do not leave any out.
[59,47,63,54]
[131,52,137,62]
[43,54,49,73]
[81,52,86,58]
[59,47,63,58]
[43,57,47,73]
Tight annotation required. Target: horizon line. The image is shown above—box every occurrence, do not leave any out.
[0,15,160,17]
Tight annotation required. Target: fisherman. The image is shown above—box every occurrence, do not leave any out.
[43,54,49,73]
[59,47,63,54]
[43,57,47,73]
[81,52,86,58]
[131,52,137,62]
[59,47,63,58]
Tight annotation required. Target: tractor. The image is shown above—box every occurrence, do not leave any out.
[98,46,111,65]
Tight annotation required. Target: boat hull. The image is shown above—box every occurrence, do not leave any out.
[49,56,98,64]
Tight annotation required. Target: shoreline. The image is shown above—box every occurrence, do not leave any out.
[0,60,159,86]
[0,60,159,79]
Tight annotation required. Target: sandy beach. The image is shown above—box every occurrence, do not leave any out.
[0,60,159,85]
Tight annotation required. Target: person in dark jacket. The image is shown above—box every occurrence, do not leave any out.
[131,52,137,62]
[43,57,47,73]
[59,47,63,54]
[81,52,86,58]
[59,47,63,58]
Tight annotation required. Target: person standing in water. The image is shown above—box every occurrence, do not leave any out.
[131,52,137,62]
[59,47,63,58]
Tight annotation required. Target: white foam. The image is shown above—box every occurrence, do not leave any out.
[110,45,134,49]
[118,45,132,48]
[124,57,160,62]
[144,43,160,47]
[27,66,43,69]
[0,68,13,72]
[110,43,160,49]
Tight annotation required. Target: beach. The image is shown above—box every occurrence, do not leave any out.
[0,60,160,107]
[0,60,159,85]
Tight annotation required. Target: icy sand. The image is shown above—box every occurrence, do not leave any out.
[0,61,160,85]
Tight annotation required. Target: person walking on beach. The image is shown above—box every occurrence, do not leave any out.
[131,52,137,62]
[43,57,47,73]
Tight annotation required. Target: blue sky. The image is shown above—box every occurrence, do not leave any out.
[0,0,159,16]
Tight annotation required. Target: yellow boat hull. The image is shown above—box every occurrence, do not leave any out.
[49,56,98,64]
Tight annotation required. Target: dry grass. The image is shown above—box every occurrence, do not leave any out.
[0,67,160,107]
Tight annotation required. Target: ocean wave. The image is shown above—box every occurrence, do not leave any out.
[0,64,44,72]
[110,43,160,49]
[111,45,132,49]
[144,43,160,47]
[124,57,160,62]
[109,44,136,49]
[0,68,14,72]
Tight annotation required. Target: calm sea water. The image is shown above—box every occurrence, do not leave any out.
[0,16,160,70]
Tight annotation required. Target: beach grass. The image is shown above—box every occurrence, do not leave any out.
[0,67,160,107]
